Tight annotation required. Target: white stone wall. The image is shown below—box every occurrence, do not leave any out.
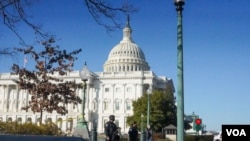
[0,70,172,134]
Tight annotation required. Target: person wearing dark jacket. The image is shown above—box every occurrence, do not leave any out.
[146,125,152,141]
[128,122,138,141]
[104,115,120,141]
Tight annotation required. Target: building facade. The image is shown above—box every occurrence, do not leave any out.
[0,18,174,134]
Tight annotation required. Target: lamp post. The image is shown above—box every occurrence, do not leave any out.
[140,114,145,141]
[72,62,90,140]
[174,0,185,141]
[146,88,152,126]
[91,119,97,141]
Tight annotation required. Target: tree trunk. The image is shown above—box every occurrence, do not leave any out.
[40,110,43,125]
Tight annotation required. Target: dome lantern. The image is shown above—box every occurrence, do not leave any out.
[121,15,133,43]
[103,16,150,73]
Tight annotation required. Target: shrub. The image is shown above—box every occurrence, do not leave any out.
[185,135,214,141]
[0,121,61,136]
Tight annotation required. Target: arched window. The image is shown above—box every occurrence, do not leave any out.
[57,118,63,129]
[114,98,122,111]
[7,117,12,122]
[126,99,132,110]
[46,117,52,124]
[104,100,109,111]
[37,118,41,125]
[92,100,97,111]
[17,117,22,124]
[67,118,73,132]
[27,117,32,123]
[114,100,120,110]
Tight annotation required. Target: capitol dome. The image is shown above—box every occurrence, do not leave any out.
[104,16,150,72]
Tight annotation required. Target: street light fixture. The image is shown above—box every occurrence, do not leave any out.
[146,87,152,127]
[174,0,185,141]
[72,62,91,140]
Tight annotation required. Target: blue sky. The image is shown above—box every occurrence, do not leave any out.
[1,0,250,132]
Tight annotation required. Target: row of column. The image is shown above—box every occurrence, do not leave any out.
[0,85,85,113]
[0,114,76,134]
[104,63,148,72]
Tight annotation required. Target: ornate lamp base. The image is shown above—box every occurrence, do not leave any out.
[72,116,90,140]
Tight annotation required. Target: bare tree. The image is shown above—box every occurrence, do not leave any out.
[11,38,82,124]
[0,0,52,57]
[84,0,136,31]
[0,0,136,56]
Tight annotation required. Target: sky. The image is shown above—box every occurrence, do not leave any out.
[0,0,250,132]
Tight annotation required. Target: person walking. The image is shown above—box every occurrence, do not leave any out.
[146,125,153,141]
[104,115,120,141]
[128,122,138,141]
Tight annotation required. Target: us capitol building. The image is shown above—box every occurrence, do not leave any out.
[0,18,174,134]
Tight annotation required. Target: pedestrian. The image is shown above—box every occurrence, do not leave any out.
[104,115,120,141]
[128,122,138,141]
[146,125,153,141]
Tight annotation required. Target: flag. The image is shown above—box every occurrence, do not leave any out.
[23,55,28,68]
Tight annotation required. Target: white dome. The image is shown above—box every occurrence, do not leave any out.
[104,16,150,72]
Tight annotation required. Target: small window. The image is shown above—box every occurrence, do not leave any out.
[93,101,97,111]
[127,87,132,93]
[105,88,109,92]
[126,101,131,110]
[104,101,109,110]
[116,88,121,92]
[115,101,120,110]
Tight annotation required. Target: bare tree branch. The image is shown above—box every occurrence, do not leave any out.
[0,0,136,57]
[1,0,51,45]
[0,47,18,56]
[84,0,137,32]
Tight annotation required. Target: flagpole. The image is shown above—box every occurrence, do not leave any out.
[23,55,27,68]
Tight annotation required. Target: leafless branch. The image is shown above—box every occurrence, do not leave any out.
[0,0,53,57]
[84,0,137,32]
[0,47,17,56]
